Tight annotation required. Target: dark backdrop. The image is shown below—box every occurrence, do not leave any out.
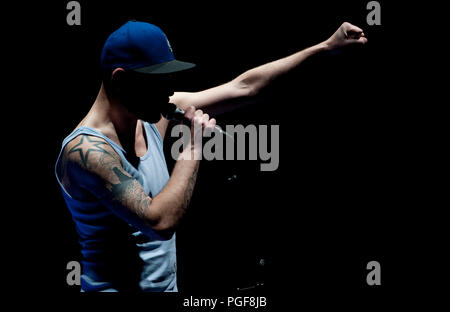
[9,0,427,305]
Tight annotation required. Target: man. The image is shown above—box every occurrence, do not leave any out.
[55,20,367,292]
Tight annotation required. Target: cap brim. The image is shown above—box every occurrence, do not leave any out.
[132,59,196,74]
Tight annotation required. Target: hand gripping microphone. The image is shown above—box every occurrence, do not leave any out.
[162,103,233,139]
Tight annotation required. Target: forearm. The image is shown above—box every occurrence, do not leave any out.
[234,41,329,95]
[150,149,200,232]
[171,23,366,114]
[170,43,329,113]
[234,20,369,95]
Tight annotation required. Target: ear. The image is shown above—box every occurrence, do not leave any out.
[111,67,125,81]
[110,68,125,95]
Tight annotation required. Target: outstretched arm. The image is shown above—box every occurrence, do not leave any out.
[171,23,366,109]
[156,22,367,138]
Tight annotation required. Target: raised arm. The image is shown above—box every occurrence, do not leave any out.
[169,22,367,113]
[155,22,366,139]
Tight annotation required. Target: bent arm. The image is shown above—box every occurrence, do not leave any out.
[63,134,200,236]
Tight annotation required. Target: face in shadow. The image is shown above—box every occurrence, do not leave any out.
[115,71,175,123]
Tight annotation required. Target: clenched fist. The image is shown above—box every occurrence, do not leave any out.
[182,106,216,159]
[325,22,368,50]
[183,106,216,134]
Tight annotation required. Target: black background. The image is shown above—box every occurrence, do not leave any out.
[6,0,442,308]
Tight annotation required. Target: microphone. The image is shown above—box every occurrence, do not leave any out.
[162,103,233,139]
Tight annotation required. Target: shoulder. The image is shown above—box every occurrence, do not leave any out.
[62,133,122,180]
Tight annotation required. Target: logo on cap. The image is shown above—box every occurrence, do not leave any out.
[166,37,173,53]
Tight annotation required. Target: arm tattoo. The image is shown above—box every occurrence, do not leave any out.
[67,135,112,168]
[65,134,152,220]
[111,167,152,219]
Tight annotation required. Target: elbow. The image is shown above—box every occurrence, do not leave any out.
[144,195,186,239]
[151,221,176,240]
[150,214,179,239]
[152,219,176,233]
[233,76,260,98]
[141,200,177,239]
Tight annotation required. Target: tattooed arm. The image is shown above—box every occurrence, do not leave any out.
[61,108,215,237]
[61,134,196,237]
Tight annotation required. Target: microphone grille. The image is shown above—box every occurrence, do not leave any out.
[162,103,185,121]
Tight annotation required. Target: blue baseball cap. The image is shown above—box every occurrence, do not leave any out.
[101,20,195,74]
